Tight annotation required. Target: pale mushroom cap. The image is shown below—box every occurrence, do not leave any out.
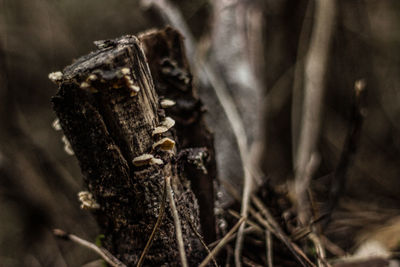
[151,117,175,135]
[77,191,100,209]
[160,99,176,108]
[152,126,169,136]
[78,191,91,198]
[161,117,175,128]
[151,157,164,165]
[152,137,175,151]
[88,74,98,81]
[80,81,91,89]
[121,67,131,75]
[48,71,63,83]
[52,118,62,131]
[132,153,154,166]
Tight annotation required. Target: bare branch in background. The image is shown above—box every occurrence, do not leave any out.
[326,79,366,224]
[294,0,336,225]
[291,0,314,162]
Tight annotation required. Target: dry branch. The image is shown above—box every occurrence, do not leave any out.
[53,229,126,267]
[294,0,336,225]
[199,217,246,267]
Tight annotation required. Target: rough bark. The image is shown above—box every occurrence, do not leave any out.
[139,27,217,244]
[52,31,214,266]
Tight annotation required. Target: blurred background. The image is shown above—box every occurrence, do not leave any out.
[1,0,400,266]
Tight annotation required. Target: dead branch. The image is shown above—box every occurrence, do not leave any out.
[326,80,366,222]
[53,229,126,267]
[294,0,336,225]
[199,217,246,267]
[166,176,189,267]
[265,230,273,267]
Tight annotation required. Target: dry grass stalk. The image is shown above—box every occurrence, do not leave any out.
[53,229,126,267]
[166,176,189,267]
[199,217,246,267]
[184,213,219,267]
[266,230,273,267]
[294,0,336,225]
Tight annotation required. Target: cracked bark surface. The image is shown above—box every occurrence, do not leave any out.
[139,27,217,244]
[52,29,215,266]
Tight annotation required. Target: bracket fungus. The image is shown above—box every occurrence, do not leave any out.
[132,154,164,166]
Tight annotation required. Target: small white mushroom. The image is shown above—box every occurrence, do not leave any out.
[121,68,131,75]
[48,71,63,84]
[123,75,140,96]
[132,154,164,166]
[160,99,176,108]
[80,81,90,89]
[132,154,154,166]
[151,157,164,165]
[130,84,140,93]
[62,135,74,155]
[88,74,98,81]
[152,137,175,151]
[152,117,175,136]
[152,126,169,136]
[161,117,175,128]
[52,118,61,131]
[78,191,100,210]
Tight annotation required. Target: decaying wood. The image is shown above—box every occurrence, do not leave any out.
[51,29,216,266]
[139,27,217,244]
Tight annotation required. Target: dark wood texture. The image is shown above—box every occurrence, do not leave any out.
[52,31,214,266]
[139,27,217,244]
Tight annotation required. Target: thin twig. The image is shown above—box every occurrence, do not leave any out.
[199,217,246,267]
[251,196,281,230]
[223,180,313,266]
[307,190,328,267]
[308,233,329,267]
[266,230,273,267]
[184,213,219,267]
[243,256,264,267]
[291,0,315,163]
[251,195,315,267]
[294,0,336,225]
[326,79,366,223]
[319,235,346,257]
[250,211,314,267]
[228,209,264,234]
[166,176,189,267]
[208,226,259,249]
[53,229,126,267]
[136,177,168,267]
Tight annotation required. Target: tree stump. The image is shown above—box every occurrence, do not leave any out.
[52,28,216,266]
